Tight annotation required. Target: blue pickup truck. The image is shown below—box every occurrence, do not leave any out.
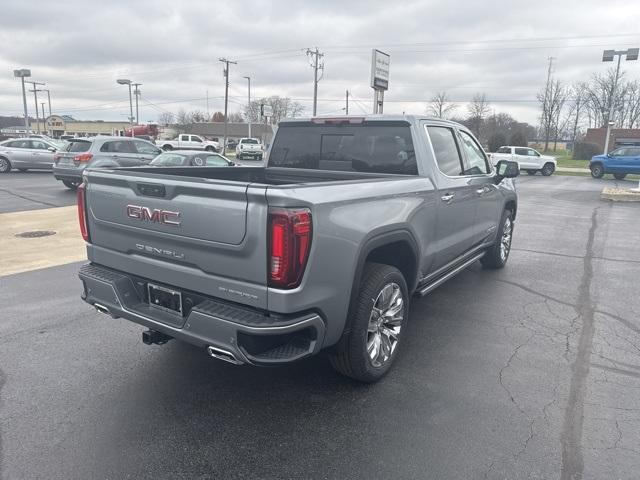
[590,146,640,179]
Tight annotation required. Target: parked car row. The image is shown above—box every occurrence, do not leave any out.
[0,135,238,190]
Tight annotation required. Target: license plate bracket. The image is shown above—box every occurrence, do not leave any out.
[148,283,183,315]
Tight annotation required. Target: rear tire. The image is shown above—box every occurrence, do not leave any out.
[481,209,514,270]
[541,162,555,176]
[329,263,408,383]
[205,146,215,152]
[0,157,11,173]
[590,163,604,179]
[613,173,627,180]
[526,170,536,175]
[62,180,79,190]
[162,144,172,151]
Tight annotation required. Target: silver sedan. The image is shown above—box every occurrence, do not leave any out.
[0,138,60,173]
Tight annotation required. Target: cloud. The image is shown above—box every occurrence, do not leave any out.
[1,0,639,124]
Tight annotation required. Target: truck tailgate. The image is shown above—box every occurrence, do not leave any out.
[83,169,269,309]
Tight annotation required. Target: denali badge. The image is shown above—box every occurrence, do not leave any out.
[126,205,181,226]
[136,244,185,259]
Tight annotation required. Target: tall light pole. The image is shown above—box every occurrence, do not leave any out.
[116,79,134,126]
[602,48,639,154]
[132,83,142,125]
[13,69,31,134]
[243,76,251,138]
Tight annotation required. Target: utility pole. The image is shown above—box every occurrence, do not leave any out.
[345,90,349,115]
[206,90,209,118]
[40,102,46,132]
[541,56,555,151]
[243,76,252,138]
[26,81,45,134]
[132,83,142,125]
[14,70,31,134]
[43,89,52,116]
[306,48,324,116]
[219,58,237,155]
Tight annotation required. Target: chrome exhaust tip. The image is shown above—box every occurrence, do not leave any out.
[207,346,243,365]
[94,303,110,315]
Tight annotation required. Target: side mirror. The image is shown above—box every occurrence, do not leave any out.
[496,160,519,179]
[48,146,56,152]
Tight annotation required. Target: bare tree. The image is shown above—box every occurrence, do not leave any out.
[245,96,305,124]
[227,112,245,123]
[175,108,191,125]
[157,112,174,126]
[428,91,457,118]
[211,111,225,122]
[537,80,566,151]
[467,93,491,140]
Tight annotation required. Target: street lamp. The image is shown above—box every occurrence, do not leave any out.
[601,48,639,154]
[116,79,134,126]
[243,76,251,138]
[41,89,52,117]
[13,69,31,133]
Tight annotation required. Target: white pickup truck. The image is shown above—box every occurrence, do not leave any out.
[235,138,263,161]
[490,146,556,176]
[160,134,219,153]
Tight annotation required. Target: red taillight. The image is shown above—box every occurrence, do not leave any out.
[74,153,93,162]
[53,154,62,163]
[268,208,312,289]
[77,183,90,242]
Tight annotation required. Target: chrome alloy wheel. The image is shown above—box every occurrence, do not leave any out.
[367,282,404,368]
[500,217,513,262]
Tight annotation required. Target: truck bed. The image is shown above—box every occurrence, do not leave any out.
[115,165,392,186]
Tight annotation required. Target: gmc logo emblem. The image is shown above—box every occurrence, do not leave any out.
[126,205,181,226]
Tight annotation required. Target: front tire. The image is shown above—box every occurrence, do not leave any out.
[590,163,604,179]
[62,179,80,190]
[162,144,173,151]
[0,157,11,173]
[613,173,627,180]
[541,163,555,176]
[481,209,514,269]
[329,263,408,383]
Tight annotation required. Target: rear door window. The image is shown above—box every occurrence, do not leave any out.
[426,126,463,176]
[269,122,417,175]
[514,147,529,156]
[133,140,160,155]
[100,141,136,153]
[67,141,92,152]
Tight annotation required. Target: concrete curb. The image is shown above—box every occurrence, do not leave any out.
[601,187,640,202]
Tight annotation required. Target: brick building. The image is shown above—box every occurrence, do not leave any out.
[584,128,640,153]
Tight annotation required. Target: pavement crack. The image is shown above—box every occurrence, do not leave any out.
[560,207,599,480]
[0,188,58,208]
[499,332,535,414]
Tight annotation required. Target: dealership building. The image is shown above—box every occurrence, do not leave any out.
[27,115,132,138]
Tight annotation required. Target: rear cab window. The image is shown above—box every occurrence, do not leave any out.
[497,146,511,154]
[269,121,417,175]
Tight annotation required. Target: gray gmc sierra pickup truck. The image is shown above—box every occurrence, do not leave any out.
[77,115,519,382]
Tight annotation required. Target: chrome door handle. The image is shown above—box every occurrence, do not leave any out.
[476,186,489,195]
[441,193,455,203]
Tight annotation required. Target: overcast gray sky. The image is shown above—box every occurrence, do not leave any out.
[1,0,639,125]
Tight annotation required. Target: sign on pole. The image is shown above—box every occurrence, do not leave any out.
[371,49,390,113]
[371,49,390,90]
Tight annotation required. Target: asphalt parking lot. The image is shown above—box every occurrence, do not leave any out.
[1,172,639,479]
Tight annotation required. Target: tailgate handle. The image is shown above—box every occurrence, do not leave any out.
[137,183,166,197]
